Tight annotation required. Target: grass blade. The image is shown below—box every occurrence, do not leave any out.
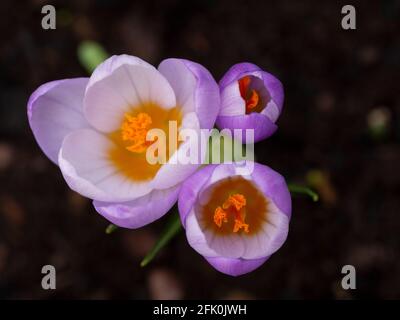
[140,211,182,267]
[288,183,319,202]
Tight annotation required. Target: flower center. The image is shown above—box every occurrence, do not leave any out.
[214,193,249,233]
[239,76,260,113]
[108,102,182,182]
[199,176,268,236]
[120,112,155,153]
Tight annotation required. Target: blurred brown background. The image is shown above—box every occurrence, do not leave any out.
[0,0,399,299]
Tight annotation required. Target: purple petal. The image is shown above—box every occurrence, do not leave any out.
[182,162,290,260]
[260,71,284,112]
[185,199,289,260]
[158,58,198,115]
[251,162,292,218]
[178,165,217,226]
[180,163,291,273]
[219,63,284,111]
[181,59,220,129]
[27,78,89,164]
[218,63,284,132]
[205,256,269,276]
[219,62,261,90]
[216,113,278,143]
[93,185,180,229]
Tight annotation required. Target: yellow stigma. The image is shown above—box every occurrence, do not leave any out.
[120,112,154,153]
[214,193,249,233]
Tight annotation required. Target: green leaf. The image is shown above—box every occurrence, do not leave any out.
[140,211,182,267]
[205,129,256,164]
[77,41,108,74]
[288,183,319,202]
[105,224,118,234]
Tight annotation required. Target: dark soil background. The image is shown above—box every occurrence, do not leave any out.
[0,0,399,299]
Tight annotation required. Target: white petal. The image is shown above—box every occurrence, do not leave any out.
[84,58,176,132]
[150,112,205,189]
[158,58,197,114]
[241,200,289,259]
[261,100,280,123]
[180,111,201,130]
[187,205,246,259]
[207,163,237,185]
[233,160,255,177]
[185,209,219,258]
[59,129,152,202]
[150,149,201,190]
[190,165,238,206]
[87,54,155,89]
[202,231,246,259]
[219,80,245,116]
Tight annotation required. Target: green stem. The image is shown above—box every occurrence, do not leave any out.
[77,41,109,74]
[105,224,118,234]
[140,211,182,267]
[288,184,319,202]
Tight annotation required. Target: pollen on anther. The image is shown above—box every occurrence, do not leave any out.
[214,207,228,227]
[120,112,154,153]
[222,194,246,211]
[213,193,249,233]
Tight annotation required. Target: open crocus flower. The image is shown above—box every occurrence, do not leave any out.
[216,63,284,143]
[28,55,219,228]
[178,161,291,276]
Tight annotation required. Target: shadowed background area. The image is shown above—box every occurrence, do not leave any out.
[0,0,399,299]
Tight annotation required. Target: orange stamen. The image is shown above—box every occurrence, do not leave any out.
[121,112,154,153]
[233,219,249,233]
[214,207,228,227]
[222,194,246,211]
[213,193,249,233]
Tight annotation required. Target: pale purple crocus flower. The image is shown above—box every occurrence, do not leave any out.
[178,161,291,276]
[28,55,220,228]
[216,63,284,143]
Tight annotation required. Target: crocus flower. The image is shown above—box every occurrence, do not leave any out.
[28,55,219,228]
[216,63,284,143]
[178,161,291,276]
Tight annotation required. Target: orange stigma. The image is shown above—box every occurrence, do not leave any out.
[213,193,249,233]
[214,207,228,227]
[238,76,260,113]
[120,112,155,153]
[246,89,259,111]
